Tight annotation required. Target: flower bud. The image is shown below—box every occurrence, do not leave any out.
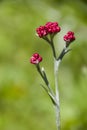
[63,31,75,42]
[36,22,61,38]
[45,22,61,34]
[30,53,42,64]
[36,26,47,38]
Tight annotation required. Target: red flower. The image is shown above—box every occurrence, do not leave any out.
[63,31,75,43]
[30,53,42,64]
[36,26,47,38]
[36,22,61,38]
[45,22,61,34]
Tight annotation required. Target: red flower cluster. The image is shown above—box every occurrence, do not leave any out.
[63,31,75,43]
[36,26,47,38]
[30,53,42,64]
[45,22,61,34]
[30,22,76,65]
[36,22,61,38]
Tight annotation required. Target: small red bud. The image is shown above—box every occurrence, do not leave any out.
[63,31,75,43]
[30,53,43,64]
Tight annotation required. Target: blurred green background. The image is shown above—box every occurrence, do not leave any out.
[0,0,87,130]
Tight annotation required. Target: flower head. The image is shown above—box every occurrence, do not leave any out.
[36,22,61,38]
[36,26,47,38]
[63,31,75,43]
[30,53,42,64]
[45,22,61,34]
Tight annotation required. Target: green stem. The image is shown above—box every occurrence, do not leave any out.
[36,64,56,105]
[50,35,57,59]
[36,64,54,94]
[36,64,45,83]
[43,36,57,59]
[51,43,57,59]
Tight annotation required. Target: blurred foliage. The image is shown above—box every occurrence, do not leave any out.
[0,0,87,130]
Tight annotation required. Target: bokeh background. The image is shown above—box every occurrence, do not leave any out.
[0,0,87,130]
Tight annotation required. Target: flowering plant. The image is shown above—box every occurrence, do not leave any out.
[30,21,75,130]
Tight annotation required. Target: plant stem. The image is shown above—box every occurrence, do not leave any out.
[36,42,71,130]
[36,64,57,104]
[54,46,71,130]
[51,43,56,59]
[50,35,57,59]
[54,58,61,130]
[36,64,45,82]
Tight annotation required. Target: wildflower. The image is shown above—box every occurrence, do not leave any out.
[45,22,61,34]
[36,26,47,38]
[30,53,42,64]
[36,22,61,38]
[63,31,75,43]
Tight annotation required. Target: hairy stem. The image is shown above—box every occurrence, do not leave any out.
[54,46,71,130]
[54,59,61,130]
